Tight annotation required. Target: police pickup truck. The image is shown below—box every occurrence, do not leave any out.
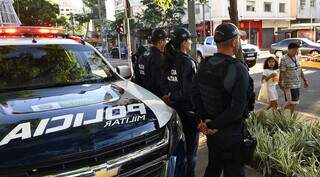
[0,27,186,177]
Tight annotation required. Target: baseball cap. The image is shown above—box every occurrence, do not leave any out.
[214,23,241,43]
[151,28,167,44]
[171,27,191,45]
[288,42,300,49]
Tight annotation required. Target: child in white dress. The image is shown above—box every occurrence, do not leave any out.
[261,56,279,110]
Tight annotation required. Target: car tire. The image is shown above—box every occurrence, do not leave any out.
[310,50,319,55]
[275,50,283,58]
[196,52,203,63]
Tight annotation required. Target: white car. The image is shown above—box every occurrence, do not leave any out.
[196,36,258,67]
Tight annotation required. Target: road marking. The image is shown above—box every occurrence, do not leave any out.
[302,69,317,75]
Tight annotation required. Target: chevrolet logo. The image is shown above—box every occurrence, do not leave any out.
[94,166,120,177]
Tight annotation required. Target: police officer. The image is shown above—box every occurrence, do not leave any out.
[133,28,167,97]
[192,23,251,177]
[131,45,147,66]
[161,28,199,177]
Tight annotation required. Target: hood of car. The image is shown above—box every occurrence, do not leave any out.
[0,81,173,173]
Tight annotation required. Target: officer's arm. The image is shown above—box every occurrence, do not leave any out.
[170,60,196,102]
[191,72,206,120]
[160,71,170,96]
[150,56,163,94]
[208,64,249,129]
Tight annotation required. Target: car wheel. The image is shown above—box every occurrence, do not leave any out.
[310,50,319,55]
[196,52,203,63]
[275,50,283,58]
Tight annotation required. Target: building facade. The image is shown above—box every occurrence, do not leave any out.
[0,0,21,26]
[57,0,84,16]
[192,0,295,48]
[290,0,320,41]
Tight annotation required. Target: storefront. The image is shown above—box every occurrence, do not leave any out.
[222,20,263,48]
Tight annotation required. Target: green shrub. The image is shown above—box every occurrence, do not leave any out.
[247,110,320,177]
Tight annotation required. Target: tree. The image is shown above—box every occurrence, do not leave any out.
[228,0,244,61]
[136,0,185,34]
[13,0,66,26]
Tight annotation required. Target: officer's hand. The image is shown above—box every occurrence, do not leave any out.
[197,121,218,135]
[162,95,171,105]
[207,129,219,135]
[197,122,206,133]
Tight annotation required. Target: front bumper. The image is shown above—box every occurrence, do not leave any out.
[54,128,170,177]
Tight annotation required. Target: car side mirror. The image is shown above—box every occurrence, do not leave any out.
[116,65,132,79]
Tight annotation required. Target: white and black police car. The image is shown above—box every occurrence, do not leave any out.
[0,26,186,177]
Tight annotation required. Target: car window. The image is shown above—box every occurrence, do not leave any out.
[280,39,297,46]
[206,37,214,45]
[0,44,116,91]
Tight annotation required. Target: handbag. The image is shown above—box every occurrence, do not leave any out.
[242,127,257,164]
[257,82,268,101]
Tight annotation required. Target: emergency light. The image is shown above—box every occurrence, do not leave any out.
[0,26,85,44]
[0,26,65,36]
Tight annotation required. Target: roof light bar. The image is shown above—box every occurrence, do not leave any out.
[0,26,65,36]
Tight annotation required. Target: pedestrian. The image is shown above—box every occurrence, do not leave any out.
[133,28,167,97]
[260,56,279,110]
[192,23,254,177]
[161,28,199,177]
[279,42,309,114]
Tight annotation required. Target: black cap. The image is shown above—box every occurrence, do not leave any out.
[151,28,167,44]
[214,23,240,43]
[171,28,191,45]
[288,42,300,49]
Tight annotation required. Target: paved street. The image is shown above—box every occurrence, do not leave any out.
[107,58,130,67]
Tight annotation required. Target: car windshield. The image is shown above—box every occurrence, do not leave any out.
[0,44,116,91]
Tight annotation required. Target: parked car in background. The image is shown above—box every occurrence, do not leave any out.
[270,38,320,58]
[110,47,127,59]
[197,36,258,67]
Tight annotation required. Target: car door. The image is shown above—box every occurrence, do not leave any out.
[204,37,216,57]
[299,40,310,55]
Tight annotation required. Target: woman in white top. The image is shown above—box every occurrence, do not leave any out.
[261,56,279,110]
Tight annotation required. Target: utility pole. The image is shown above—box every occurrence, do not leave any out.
[228,0,244,62]
[70,13,75,36]
[124,0,133,72]
[188,0,197,59]
[202,3,206,39]
[97,0,109,56]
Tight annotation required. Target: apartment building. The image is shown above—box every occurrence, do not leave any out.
[57,0,84,16]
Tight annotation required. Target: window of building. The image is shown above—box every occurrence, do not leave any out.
[195,6,200,14]
[264,2,272,12]
[66,9,69,11]
[279,3,285,13]
[205,6,210,13]
[300,0,306,8]
[246,0,255,12]
[311,0,315,7]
